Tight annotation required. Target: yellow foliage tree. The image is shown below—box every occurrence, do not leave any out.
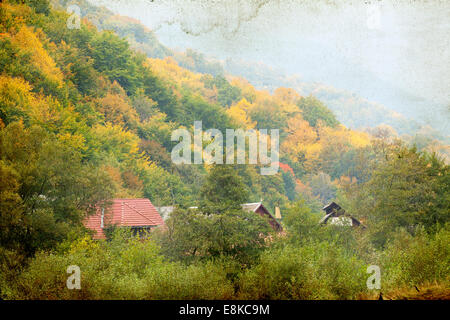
[281,114,318,162]
[273,87,301,105]
[9,26,63,86]
[0,75,34,124]
[96,90,138,127]
[226,98,256,129]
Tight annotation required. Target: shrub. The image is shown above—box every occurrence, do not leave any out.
[381,226,450,290]
[8,231,234,299]
[237,242,367,300]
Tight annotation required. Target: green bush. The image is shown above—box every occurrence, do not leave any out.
[381,226,450,290]
[237,242,367,300]
[142,261,234,300]
[6,226,450,300]
[7,230,234,300]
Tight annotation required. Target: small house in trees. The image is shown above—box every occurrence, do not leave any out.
[319,202,364,228]
[242,202,283,232]
[85,199,164,239]
[156,202,283,232]
[155,206,175,221]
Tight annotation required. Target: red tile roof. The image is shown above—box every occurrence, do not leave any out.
[84,199,164,239]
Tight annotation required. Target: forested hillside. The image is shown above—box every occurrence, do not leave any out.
[0,0,448,300]
[1,0,381,212]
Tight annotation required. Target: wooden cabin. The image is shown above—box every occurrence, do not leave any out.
[319,202,364,228]
[242,202,283,232]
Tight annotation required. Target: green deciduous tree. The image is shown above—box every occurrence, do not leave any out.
[297,95,339,128]
[156,207,271,265]
[90,31,144,95]
[200,165,249,214]
[346,144,450,247]
[0,122,114,255]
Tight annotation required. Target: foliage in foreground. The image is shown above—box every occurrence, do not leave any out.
[3,225,449,300]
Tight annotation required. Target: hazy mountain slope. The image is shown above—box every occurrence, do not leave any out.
[51,0,448,147]
[52,0,171,58]
[224,59,422,136]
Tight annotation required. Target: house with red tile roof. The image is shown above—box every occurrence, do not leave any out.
[85,198,164,239]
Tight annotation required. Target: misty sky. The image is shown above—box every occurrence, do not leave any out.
[89,0,450,132]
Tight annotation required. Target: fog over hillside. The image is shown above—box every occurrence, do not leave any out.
[88,0,450,136]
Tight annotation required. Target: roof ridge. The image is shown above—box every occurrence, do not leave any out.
[123,201,157,225]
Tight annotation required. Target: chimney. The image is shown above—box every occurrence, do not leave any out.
[275,207,281,220]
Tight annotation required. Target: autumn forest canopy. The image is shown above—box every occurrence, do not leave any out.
[0,0,448,300]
